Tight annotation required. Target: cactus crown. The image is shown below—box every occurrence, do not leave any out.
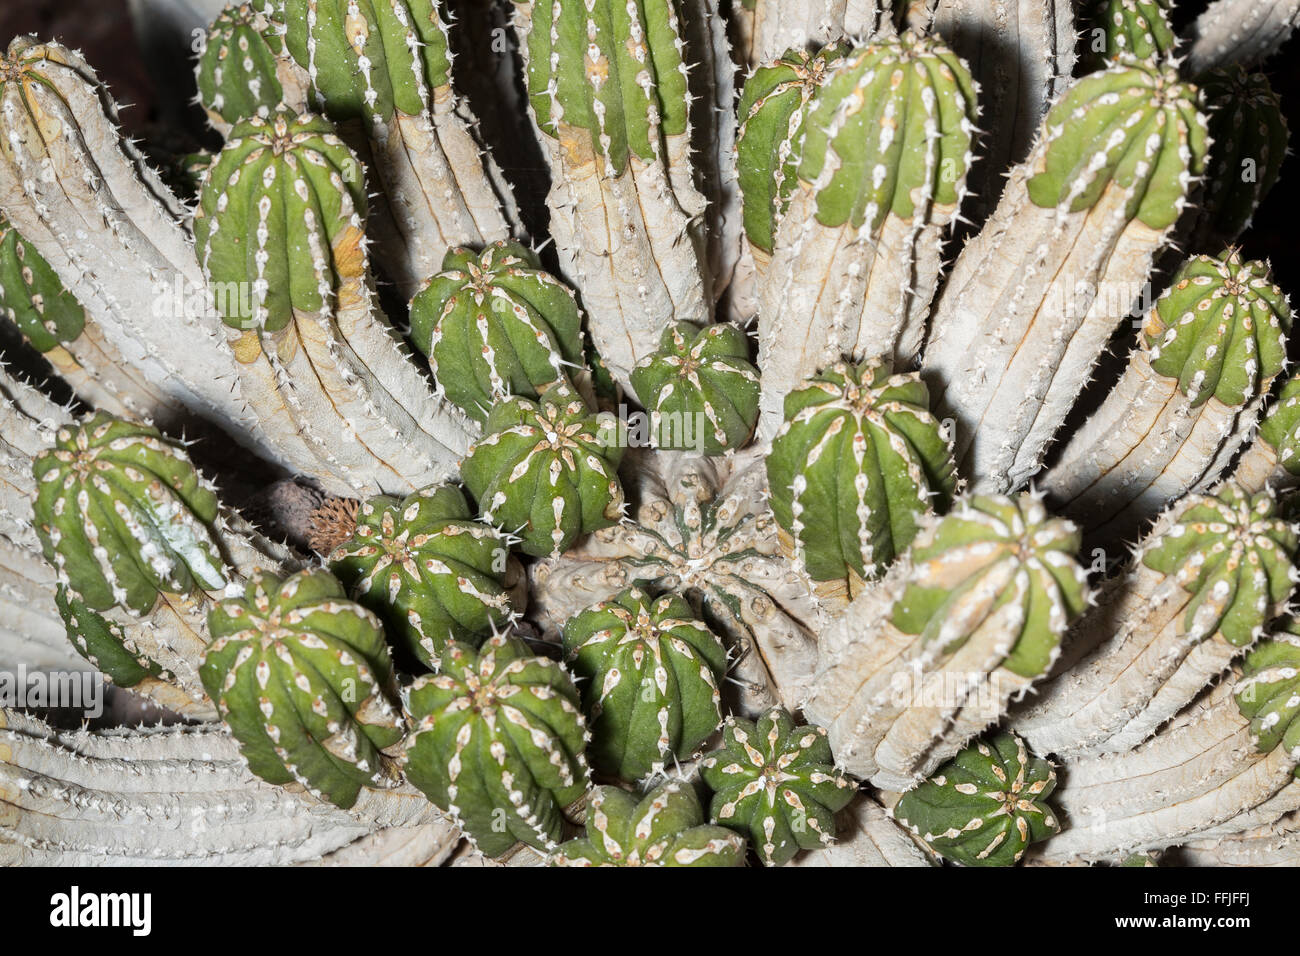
[767,358,958,597]
[891,493,1089,678]
[1141,483,1299,648]
[549,781,746,866]
[1144,250,1291,407]
[796,31,977,231]
[195,109,367,335]
[1027,59,1209,230]
[32,414,228,615]
[201,567,404,809]
[196,1,291,128]
[329,484,515,670]
[410,241,585,423]
[893,733,1059,867]
[0,215,84,353]
[401,633,590,856]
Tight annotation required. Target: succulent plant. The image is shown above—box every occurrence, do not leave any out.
[549,781,746,866]
[55,584,164,689]
[200,568,405,809]
[401,633,590,856]
[630,322,760,455]
[561,587,727,780]
[195,1,307,133]
[1236,620,1300,757]
[329,484,515,669]
[766,358,957,602]
[0,215,85,356]
[701,707,855,866]
[892,733,1059,867]
[1086,0,1177,67]
[1236,371,1300,492]
[460,384,626,558]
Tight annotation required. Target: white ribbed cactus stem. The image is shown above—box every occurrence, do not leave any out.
[1181,808,1300,866]
[0,709,456,865]
[1185,0,1300,74]
[923,61,1208,492]
[732,0,893,69]
[788,796,934,867]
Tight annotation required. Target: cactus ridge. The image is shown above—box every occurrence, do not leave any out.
[196,1,299,130]
[1256,374,1300,479]
[55,584,165,688]
[549,781,746,866]
[1236,619,1300,758]
[0,215,85,354]
[1091,0,1177,66]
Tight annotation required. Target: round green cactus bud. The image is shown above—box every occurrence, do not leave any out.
[459,384,627,558]
[1027,59,1209,230]
[561,587,727,781]
[195,2,293,128]
[519,0,690,175]
[795,32,977,234]
[736,44,846,254]
[629,322,760,456]
[0,215,84,353]
[766,358,958,599]
[409,241,585,423]
[549,782,746,866]
[891,493,1089,678]
[32,413,228,616]
[201,568,404,809]
[55,585,164,688]
[281,0,452,123]
[329,484,515,669]
[195,109,368,334]
[1141,482,1298,648]
[401,633,590,856]
[892,733,1059,867]
[700,707,855,866]
[1144,250,1291,407]
[1088,0,1177,67]
[1236,619,1300,758]
[1258,373,1300,476]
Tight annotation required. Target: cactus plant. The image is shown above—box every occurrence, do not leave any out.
[195,1,309,133]
[549,781,746,866]
[1085,0,1177,67]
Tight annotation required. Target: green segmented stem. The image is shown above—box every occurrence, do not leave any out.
[561,587,727,780]
[550,781,745,865]
[766,358,958,604]
[329,484,515,669]
[196,2,308,131]
[630,322,760,455]
[1237,619,1300,759]
[55,584,164,688]
[0,215,84,353]
[401,633,590,856]
[1086,0,1176,67]
[410,241,585,423]
[201,567,404,809]
[892,733,1059,867]
[1236,372,1300,492]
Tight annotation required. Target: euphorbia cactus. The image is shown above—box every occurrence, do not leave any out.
[0,215,84,358]
[892,733,1059,867]
[55,585,165,690]
[701,707,855,866]
[195,1,308,133]
[1086,0,1177,66]
[401,633,590,856]
[629,322,761,455]
[549,781,746,866]
[766,358,958,603]
[409,241,585,423]
[329,484,516,669]
[1236,621,1300,757]
[200,568,405,809]
[561,587,727,780]
[1235,371,1300,492]
[460,385,626,557]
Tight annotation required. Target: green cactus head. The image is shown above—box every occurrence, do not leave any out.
[1257,372,1300,476]
[700,707,855,866]
[561,587,727,781]
[893,733,1059,866]
[195,2,293,129]
[549,782,746,866]
[56,585,166,688]
[1236,619,1300,759]
[1144,250,1291,407]
[1027,59,1209,230]
[1200,67,1289,242]
[629,322,760,456]
[459,384,627,558]
[409,241,585,423]
[891,493,1090,678]
[329,484,516,670]
[1087,0,1176,67]
[0,215,84,353]
[795,32,978,233]
[195,109,368,337]
[401,633,590,856]
[32,414,228,615]
[201,567,404,809]
[766,358,958,601]
[518,0,691,174]
[280,0,452,123]
[737,43,847,254]
[1141,482,1299,648]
